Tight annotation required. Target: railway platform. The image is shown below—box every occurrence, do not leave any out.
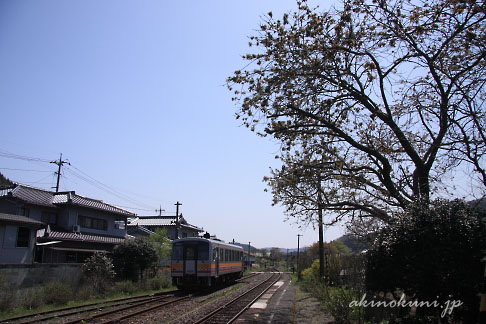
[235,272,295,324]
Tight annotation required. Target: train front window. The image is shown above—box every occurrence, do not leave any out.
[186,246,196,260]
[198,242,209,260]
[172,243,183,260]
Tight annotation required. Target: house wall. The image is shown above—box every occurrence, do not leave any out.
[0,224,36,264]
[0,199,60,228]
[180,228,199,238]
[0,199,127,238]
[71,206,126,238]
[0,199,19,215]
[153,227,199,240]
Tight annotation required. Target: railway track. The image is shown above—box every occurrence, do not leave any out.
[193,271,281,324]
[0,290,189,324]
[235,272,258,282]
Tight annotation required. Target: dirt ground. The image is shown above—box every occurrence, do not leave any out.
[292,285,335,324]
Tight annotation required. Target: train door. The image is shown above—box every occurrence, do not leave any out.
[184,244,197,275]
[214,247,219,277]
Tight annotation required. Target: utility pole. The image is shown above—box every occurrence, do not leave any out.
[174,201,182,239]
[248,241,251,269]
[156,205,165,216]
[318,179,325,279]
[50,153,70,193]
[286,248,289,270]
[297,234,302,280]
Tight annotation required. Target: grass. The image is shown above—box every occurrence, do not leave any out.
[0,284,176,321]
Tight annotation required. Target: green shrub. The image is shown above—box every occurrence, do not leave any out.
[81,252,115,293]
[324,287,363,324]
[19,288,44,309]
[114,280,137,294]
[112,238,158,282]
[148,274,171,290]
[0,272,13,312]
[41,281,73,305]
[76,285,97,301]
[0,289,13,312]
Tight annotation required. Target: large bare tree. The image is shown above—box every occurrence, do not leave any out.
[228,0,486,224]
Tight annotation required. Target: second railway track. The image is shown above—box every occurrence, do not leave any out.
[193,271,282,324]
[0,290,190,324]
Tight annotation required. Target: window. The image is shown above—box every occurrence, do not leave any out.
[79,215,107,231]
[16,227,30,247]
[197,242,209,260]
[114,220,125,229]
[185,246,196,260]
[20,207,30,217]
[66,251,77,263]
[182,232,188,238]
[172,242,183,260]
[41,211,58,225]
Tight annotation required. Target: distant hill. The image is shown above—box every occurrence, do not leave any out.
[468,198,486,211]
[262,247,307,253]
[336,234,369,253]
[231,242,257,252]
[0,172,14,189]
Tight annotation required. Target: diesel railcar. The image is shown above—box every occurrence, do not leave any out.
[171,237,244,288]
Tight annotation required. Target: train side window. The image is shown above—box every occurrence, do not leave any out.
[213,248,218,261]
[232,250,235,261]
[198,242,209,260]
[219,247,223,261]
[172,243,183,260]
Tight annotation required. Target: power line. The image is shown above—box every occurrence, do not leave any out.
[0,149,157,212]
[63,166,154,210]
[113,205,154,212]
[0,150,51,163]
[0,167,52,173]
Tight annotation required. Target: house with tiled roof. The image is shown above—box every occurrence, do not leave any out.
[127,215,203,240]
[0,184,135,263]
[0,213,44,263]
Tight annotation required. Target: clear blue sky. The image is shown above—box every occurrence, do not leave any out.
[0,0,344,248]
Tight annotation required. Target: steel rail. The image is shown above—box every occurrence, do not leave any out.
[61,294,180,324]
[13,295,173,324]
[227,272,282,323]
[235,273,259,282]
[0,290,176,324]
[99,295,191,324]
[193,272,281,324]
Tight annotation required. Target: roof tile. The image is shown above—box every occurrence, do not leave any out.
[0,185,134,216]
[40,230,126,245]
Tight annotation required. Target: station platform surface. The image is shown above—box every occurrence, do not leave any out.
[235,272,296,324]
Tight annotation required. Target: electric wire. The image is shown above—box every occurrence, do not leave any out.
[0,149,158,213]
[0,167,52,173]
[63,166,154,211]
[0,150,51,163]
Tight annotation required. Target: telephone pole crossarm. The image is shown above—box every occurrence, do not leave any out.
[50,153,70,193]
